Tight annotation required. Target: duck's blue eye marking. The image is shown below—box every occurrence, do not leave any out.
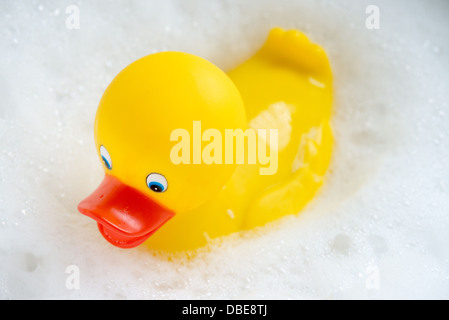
[146,173,168,193]
[100,145,112,170]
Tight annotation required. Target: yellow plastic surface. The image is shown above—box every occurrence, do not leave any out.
[94,52,247,214]
[144,28,334,252]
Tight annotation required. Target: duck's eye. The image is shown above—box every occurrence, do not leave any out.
[100,145,112,170]
[146,173,168,193]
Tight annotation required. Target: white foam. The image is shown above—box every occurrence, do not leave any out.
[1,0,448,299]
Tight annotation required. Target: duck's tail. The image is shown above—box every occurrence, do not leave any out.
[256,28,331,78]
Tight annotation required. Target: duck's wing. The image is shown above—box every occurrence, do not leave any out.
[227,28,334,230]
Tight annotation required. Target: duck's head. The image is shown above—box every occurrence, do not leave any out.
[78,52,246,248]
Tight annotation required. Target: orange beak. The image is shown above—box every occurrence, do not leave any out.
[78,175,174,249]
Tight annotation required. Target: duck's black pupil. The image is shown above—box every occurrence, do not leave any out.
[150,185,162,192]
[102,156,111,169]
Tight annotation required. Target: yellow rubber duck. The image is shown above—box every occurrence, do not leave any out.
[78,28,333,252]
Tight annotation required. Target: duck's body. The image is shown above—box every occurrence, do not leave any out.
[145,28,333,252]
[78,28,333,253]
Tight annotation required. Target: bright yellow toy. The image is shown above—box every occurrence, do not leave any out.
[78,28,333,252]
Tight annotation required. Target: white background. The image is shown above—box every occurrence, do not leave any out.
[0,0,448,299]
